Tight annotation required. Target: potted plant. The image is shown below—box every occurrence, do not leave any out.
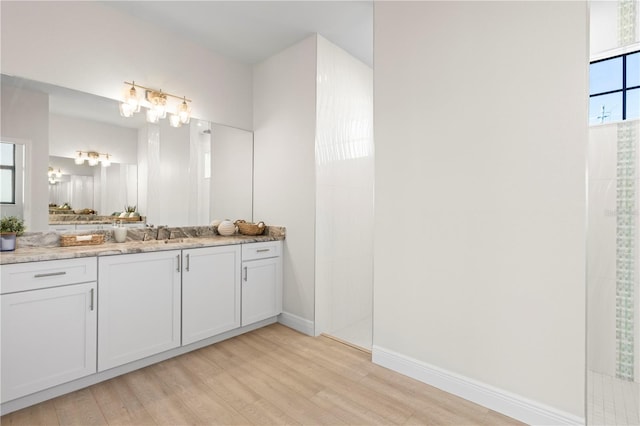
[1,215,25,251]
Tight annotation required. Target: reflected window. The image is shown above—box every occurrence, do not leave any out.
[590,51,640,125]
[0,142,15,204]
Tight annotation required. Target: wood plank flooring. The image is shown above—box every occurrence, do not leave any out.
[1,323,524,425]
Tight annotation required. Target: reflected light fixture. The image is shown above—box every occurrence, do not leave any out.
[120,81,192,127]
[47,166,62,184]
[74,151,112,167]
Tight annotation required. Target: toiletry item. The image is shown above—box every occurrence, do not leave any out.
[113,226,127,243]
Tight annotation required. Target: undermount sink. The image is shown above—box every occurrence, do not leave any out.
[140,238,184,244]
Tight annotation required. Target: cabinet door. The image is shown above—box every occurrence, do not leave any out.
[241,256,283,326]
[182,245,241,345]
[98,250,181,371]
[1,282,97,403]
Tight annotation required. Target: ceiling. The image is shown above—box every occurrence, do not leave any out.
[102,1,374,67]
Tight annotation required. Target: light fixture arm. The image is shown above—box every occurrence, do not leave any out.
[123,81,191,104]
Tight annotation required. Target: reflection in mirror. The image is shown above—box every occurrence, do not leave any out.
[209,124,253,222]
[48,156,137,216]
[186,121,253,225]
[1,74,254,228]
[0,142,25,219]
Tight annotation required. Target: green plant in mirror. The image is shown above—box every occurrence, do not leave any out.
[0,216,25,236]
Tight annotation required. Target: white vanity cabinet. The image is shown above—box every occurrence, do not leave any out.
[182,245,241,345]
[0,258,97,403]
[97,250,181,371]
[241,241,283,326]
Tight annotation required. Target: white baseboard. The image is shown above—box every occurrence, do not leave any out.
[372,345,584,426]
[278,311,315,336]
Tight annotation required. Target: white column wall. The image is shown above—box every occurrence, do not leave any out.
[373,1,587,421]
[315,36,374,348]
[253,36,318,326]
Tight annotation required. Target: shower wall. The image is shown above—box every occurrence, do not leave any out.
[588,119,640,381]
[314,36,374,349]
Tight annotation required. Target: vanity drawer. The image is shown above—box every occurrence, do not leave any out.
[1,257,97,294]
[241,241,282,261]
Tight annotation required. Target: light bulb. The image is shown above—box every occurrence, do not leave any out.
[119,102,134,118]
[178,97,191,124]
[153,101,166,119]
[126,84,140,111]
[56,168,62,178]
[88,153,99,166]
[169,114,181,128]
[74,152,84,165]
[146,109,159,123]
[101,154,111,167]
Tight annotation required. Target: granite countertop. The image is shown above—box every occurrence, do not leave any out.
[50,220,142,225]
[49,214,146,225]
[0,226,285,265]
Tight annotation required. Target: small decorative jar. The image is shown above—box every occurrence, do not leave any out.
[217,220,237,236]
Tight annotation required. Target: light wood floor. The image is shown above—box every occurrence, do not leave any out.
[1,323,524,425]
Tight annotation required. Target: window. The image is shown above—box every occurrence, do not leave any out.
[589,51,640,125]
[0,142,16,204]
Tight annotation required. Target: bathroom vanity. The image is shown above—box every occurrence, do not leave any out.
[0,229,284,415]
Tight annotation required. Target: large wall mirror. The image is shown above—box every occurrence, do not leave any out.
[1,74,254,230]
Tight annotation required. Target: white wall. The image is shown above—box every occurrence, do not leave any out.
[373,1,587,423]
[315,36,374,348]
[49,115,138,165]
[253,35,317,325]
[590,0,640,56]
[1,1,253,130]
[0,84,49,231]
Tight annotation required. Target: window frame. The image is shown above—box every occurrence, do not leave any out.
[590,50,640,123]
[0,143,16,205]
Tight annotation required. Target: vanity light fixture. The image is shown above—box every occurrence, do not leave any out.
[119,81,192,127]
[74,151,111,167]
[47,166,62,184]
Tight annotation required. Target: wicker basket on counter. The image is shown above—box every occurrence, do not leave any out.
[59,234,105,247]
[234,220,266,236]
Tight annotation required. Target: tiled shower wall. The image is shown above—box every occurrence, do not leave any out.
[616,122,638,381]
[314,36,374,349]
[588,120,640,382]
